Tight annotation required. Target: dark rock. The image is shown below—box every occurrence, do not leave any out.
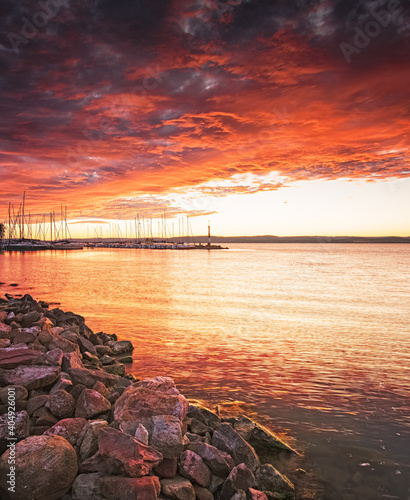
[230,490,247,500]
[49,336,80,354]
[178,450,212,487]
[119,355,133,363]
[248,426,295,454]
[72,473,160,500]
[70,383,87,400]
[190,418,213,436]
[220,464,257,500]
[20,310,42,328]
[254,464,294,496]
[150,414,184,459]
[111,340,134,354]
[187,442,234,477]
[49,389,76,419]
[38,329,56,347]
[100,355,115,365]
[46,348,64,366]
[11,328,38,344]
[0,365,60,390]
[185,432,205,443]
[79,419,109,461]
[161,476,196,500]
[194,484,214,500]
[35,410,59,428]
[0,435,78,500]
[0,385,28,403]
[75,388,111,419]
[68,367,119,388]
[103,362,126,376]
[78,336,97,355]
[154,457,178,478]
[209,475,225,494]
[212,424,260,472]
[62,352,85,371]
[27,395,49,416]
[0,347,46,369]
[95,345,112,356]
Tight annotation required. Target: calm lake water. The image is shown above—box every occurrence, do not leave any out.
[1,244,409,499]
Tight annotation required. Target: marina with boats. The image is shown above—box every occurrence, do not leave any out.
[0,194,227,252]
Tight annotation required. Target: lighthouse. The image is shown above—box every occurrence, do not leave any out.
[208,220,211,247]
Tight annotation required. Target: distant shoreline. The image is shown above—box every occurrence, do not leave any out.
[73,236,410,244]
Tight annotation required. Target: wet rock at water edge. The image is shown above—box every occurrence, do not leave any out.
[212,423,260,472]
[254,464,295,498]
[220,463,257,500]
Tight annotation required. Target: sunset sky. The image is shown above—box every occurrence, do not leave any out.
[1,0,409,237]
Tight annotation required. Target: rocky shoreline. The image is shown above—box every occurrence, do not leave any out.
[0,294,299,500]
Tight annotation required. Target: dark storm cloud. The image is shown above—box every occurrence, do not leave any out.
[0,0,409,216]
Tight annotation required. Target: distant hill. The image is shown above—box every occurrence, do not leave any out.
[76,235,410,244]
[193,235,410,243]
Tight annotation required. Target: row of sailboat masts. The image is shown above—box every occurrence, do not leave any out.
[6,194,71,242]
[92,214,196,242]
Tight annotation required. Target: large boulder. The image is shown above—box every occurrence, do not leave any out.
[75,388,111,419]
[161,476,196,500]
[114,382,188,436]
[81,427,163,477]
[212,424,260,472]
[220,464,257,500]
[0,435,78,500]
[178,450,212,487]
[0,365,60,390]
[187,442,234,477]
[72,473,160,500]
[254,464,295,496]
